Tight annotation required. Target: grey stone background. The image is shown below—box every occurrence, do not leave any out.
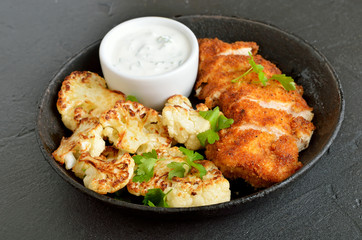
[0,0,361,239]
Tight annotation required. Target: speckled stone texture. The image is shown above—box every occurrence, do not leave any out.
[0,0,361,239]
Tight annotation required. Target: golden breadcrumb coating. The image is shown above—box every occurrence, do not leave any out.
[198,38,259,64]
[218,90,315,151]
[205,127,302,188]
[196,54,281,108]
[196,38,315,188]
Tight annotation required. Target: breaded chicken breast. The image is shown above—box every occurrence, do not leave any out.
[127,147,231,207]
[218,88,315,151]
[198,38,259,64]
[196,53,281,108]
[196,38,315,188]
[206,127,302,188]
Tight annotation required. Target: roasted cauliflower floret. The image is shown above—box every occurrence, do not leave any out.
[72,147,135,194]
[57,71,126,131]
[100,101,172,154]
[52,118,105,170]
[162,95,210,150]
[127,147,231,207]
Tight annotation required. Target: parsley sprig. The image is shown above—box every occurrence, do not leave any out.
[132,149,160,183]
[197,107,234,146]
[167,147,207,179]
[167,161,187,179]
[143,188,171,207]
[126,95,139,102]
[269,74,296,91]
[231,52,296,91]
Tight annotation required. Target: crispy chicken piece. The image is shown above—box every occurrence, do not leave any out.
[206,127,301,188]
[162,95,210,150]
[218,89,314,151]
[198,38,259,64]
[220,80,314,121]
[127,147,231,207]
[73,147,135,194]
[196,38,261,108]
[52,118,105,170]
[57,71,126,131]
[196,38,315,188]
[100,101,172,154]
[196,54,281,108]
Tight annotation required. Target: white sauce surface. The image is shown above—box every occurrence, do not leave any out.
[112,25,190,76]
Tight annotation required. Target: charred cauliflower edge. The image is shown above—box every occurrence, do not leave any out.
[52,71,231,207]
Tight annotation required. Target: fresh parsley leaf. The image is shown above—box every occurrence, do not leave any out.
[179,147,206,179]
[147,200,156,207]
[197,107,234,146]
[197,129,219,146]
[143,188,170,207]
[126,95,139,102]
[231,52,296,91]
[258,71,268,86]
[217,114,234,131]
[179,147,204,162]
[248,53,268,86]
[248,53,264,73]
[188,160,207,179]
[199,107,220,130]
[141,149,158,159]
[167,148,207,180]
[269,74,296,91]
[167,162,187,179]
[132,149,159,183]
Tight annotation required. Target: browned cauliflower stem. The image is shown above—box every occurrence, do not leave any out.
[53,71,231,206]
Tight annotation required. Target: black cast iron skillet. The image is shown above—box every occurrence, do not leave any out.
[36,15,344,217]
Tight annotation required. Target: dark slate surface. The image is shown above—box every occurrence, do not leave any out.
[0,0,361,239]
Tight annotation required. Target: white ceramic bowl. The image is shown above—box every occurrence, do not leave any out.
[99,16,199,110]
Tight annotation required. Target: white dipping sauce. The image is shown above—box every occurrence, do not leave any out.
[112,25,190,76]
